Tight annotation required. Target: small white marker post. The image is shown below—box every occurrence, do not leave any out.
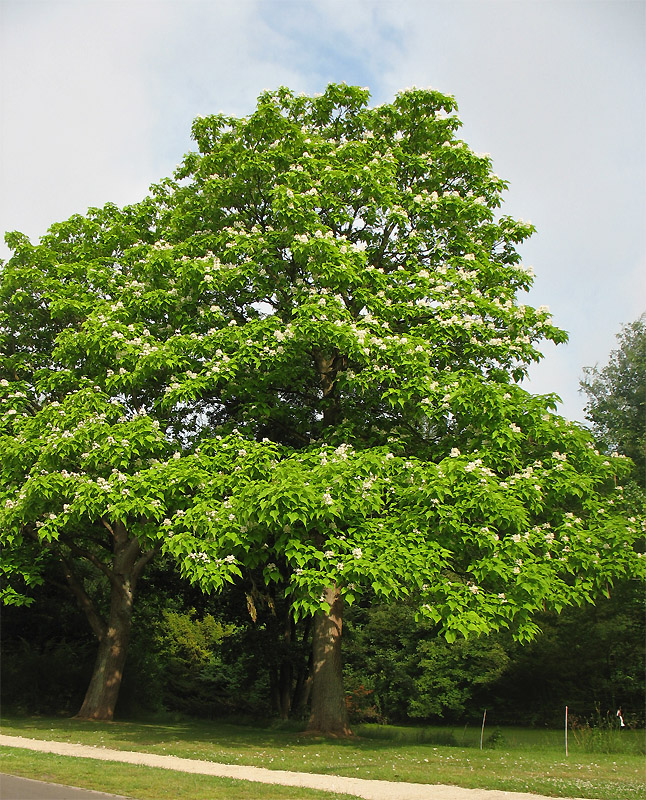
[480,709,487,750]
[565,706,569,757]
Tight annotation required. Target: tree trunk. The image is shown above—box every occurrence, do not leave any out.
[291,618,313,718]
[76,575,134,720]
[277,607,295,719]
[269,604,296,719]
[308,356,351,735]
[73,522,154,721]
[307,585,352,735]
[278,660,293,720]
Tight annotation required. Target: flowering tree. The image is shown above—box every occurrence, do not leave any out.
[1,85,643,731]
[152,85,642,732]
[0,205,236,719]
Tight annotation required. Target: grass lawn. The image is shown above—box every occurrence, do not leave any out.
[0,747,359,800]
[1,715,645,800]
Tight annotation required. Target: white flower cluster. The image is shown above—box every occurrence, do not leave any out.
[334,443,354,460]
[463,459,495,478]
[189,551,211,563]
[273,325,295,342]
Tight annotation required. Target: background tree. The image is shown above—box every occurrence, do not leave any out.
[581,313,646,486]
[342,600,512,724]
[340,583,645,728]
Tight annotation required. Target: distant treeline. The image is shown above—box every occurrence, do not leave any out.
[3,556,643,728]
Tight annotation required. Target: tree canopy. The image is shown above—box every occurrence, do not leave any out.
[581,313,646,486]
[1,84,643,730]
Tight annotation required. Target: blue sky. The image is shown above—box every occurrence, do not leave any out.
[1,0,644,421]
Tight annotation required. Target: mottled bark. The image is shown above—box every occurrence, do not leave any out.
[75,579,134,720]
[307,585,351,735]
[72,521,155,721]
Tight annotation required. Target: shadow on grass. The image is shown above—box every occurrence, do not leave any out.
[3,713,644,758]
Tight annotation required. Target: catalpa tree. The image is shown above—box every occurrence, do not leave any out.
[1,85,642,732]
[0,202,252,719]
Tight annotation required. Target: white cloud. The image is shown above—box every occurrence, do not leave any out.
[0,0,302,252]
[2,0,643,423]
[376,0,645,421]
[1,1,165,246]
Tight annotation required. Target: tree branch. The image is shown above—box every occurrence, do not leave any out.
[67,542,114,582]
[56,551,107,642]
[133,545,160,583]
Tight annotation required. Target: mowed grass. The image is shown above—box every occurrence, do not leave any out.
[0,747,360,800]
[1,715,645,800]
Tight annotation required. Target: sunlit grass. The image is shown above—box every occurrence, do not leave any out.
[355,722,646,755]
[0,747,359,800]
[2,715,645,799]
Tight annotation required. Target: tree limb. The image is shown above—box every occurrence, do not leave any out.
[57,551,107,642]
[67,542,114,582]
[133,545,160,583]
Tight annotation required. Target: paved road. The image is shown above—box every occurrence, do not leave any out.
[0,774,129,800]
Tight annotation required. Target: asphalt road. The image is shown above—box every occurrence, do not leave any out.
[0,774,129,800]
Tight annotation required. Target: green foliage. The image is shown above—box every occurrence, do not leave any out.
[343,601,511,722]
[581,314,646,486]
[1,84,644,714]
[157,609,235,668]
[483,579,645,727]
[169,419,643,642]
[342,584,645,728]
[408,636,510,720]
[148,609,241,718]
